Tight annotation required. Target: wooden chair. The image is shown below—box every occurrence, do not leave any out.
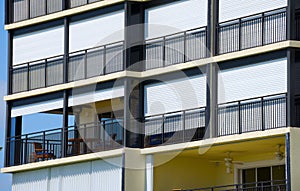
[33,142,56,162]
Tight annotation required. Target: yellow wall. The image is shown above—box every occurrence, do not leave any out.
[153,155,234,191]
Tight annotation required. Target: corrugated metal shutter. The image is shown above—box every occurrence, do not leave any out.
[11,98,63,117]
[13,25,64,65]
[69,86,124,107]
[91,158,122,191]
[218,58,287,103]
[69,10,124,52]
[13,158,123,191]
[144,74,206,116]
[219,0,287,22]
[145,0,208,39]
[61,163,91,191]
[12,169,49,191]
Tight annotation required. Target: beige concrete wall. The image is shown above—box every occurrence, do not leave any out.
[289,128,300,191]
[124,149,146,191]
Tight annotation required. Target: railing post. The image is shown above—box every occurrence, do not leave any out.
[162,114,165,144]
[238,101,242,134]
[42,131,46,161]
[103,45,106,75]
[262,12,265,46]
[261,97,265,131]
[28,0,31,19]
[163,36,166,67]
[45,0,47,15]
[45,59,47,87]
[84,50,88,79]
[238,18,242,51]
[183,31,187,63]
[27,63,30,91]
[24,135,28,164]
[182,111,186,142]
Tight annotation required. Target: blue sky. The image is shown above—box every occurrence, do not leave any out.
[0,1,12,191]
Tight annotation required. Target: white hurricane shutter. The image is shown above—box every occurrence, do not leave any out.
[90,157,122,191]
[144,74,206,116]
[145,0,208,39]
[13,26,64,65]
[70,10,125,52]
[69,86,124,107]
[218,58,287,103]
[12,169,49,191]
[219,0,287,22]
[11,98,63,117]
[61,163,91,191]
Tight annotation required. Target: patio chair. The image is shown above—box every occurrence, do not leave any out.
[33,142,56,162]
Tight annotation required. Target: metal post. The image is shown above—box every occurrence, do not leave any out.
[238,101,242,134]
[24,135,28,164]
[103,45,106,75]
[182,111,186,142]
[42,131,46,161]
[183,31,187,63]
[163,36,166,67]
[261,97,265,131]
[261,13,265,46]
[238,18,242,51]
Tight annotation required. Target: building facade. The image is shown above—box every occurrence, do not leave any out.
[2,0,300,190]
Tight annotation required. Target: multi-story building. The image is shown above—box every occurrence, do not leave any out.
[1,0,300,190]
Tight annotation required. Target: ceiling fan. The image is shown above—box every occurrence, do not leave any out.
[275,144,284,161]
[211,152,243,174]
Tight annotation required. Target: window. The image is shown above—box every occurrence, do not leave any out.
[242,165,286,190]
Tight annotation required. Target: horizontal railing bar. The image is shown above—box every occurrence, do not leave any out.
[12,55,64,68]
[182,179,287,191]
[145,106,206,119]
[218,7,286,25]
[145,26,207,43]
[8,118,124,139]
[218,93,287,106]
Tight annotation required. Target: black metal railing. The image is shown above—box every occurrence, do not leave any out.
[144,27,208,70]
[217,8,287,54]
[217,93,287,136]
[144,107,206,147]
[144,93,287,147]
[181,180,287,191]
[6,119,124,166]
[10,0,103,23]
[11,41,124,93]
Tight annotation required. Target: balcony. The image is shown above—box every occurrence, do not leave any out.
[177,180,287,191]
[11,41,124,93]
[144,93,287,147]
[217,8,287,54]
[10,8,290,95]
[6,119,124,166]
[9,0,103,23]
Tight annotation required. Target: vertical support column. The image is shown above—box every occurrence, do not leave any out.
[288,128,300,191]
[5,0,11,24]
[124,1,145,148]
[124,1,145,72]
[124,78,143,148]
[62,17,69,157]
[286,133,291,191]
[287,0,296,41]
[146,155,154,191]
[206,0,219,138]
[287,48,296,127]
[5,29,13,167]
